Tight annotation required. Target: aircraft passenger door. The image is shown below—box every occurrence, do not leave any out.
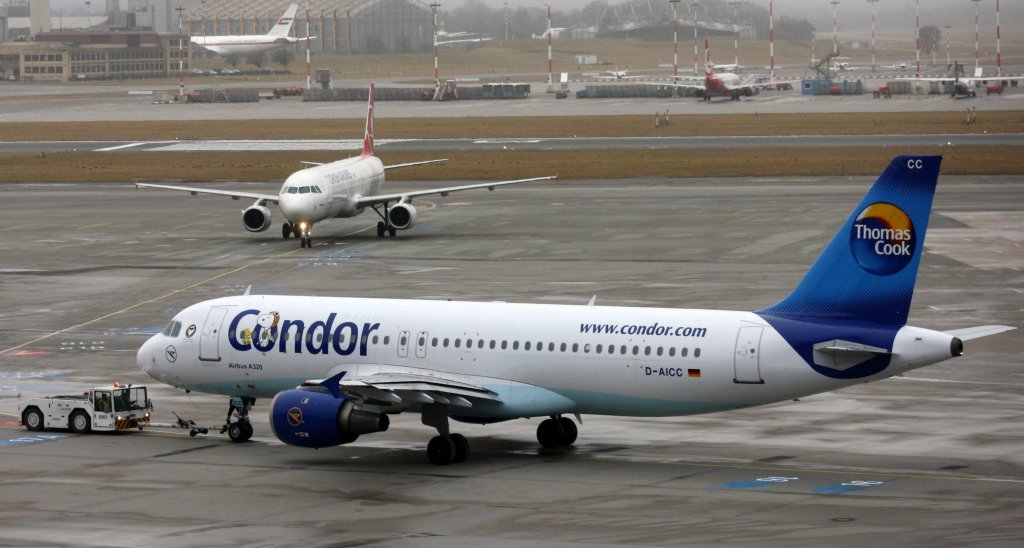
[415,331,428,359]
[733,326,764,384]
[397,330,410,358]
[199,306,230,362]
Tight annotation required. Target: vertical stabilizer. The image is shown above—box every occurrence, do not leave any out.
[362,82,375,157]
[757,155,942,326]
[268,4,299,38]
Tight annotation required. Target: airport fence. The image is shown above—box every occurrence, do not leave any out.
[304,84,533,102]
[192,88,260,103]
[577,84,699,98]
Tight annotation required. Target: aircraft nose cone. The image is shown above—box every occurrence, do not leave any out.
[137,335,160,378]
[279,194,314,223]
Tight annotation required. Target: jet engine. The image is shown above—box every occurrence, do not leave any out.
[242,205,272,233]
[387,203,418,230]
[269,387,389,448]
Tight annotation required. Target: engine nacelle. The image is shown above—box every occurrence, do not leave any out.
[387,203,418,231]
[242,205,272,233]
[269,388,389,448]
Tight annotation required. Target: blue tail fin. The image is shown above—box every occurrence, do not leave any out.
[757,155,941,326]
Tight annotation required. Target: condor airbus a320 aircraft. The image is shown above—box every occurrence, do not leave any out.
[191,4,304,56]
[137,155,1013,464]
[138,84,553,248]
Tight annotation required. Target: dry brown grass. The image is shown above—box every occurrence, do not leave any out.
[1,146,1019,183]
[2,111,1022,141]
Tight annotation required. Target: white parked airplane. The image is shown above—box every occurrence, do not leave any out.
[191,4,307,56]
[137,83,554,248]
[137,155,1014,465]
[596,68,646,80]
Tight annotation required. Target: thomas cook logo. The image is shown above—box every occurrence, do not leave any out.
[286,406,303,427]
[850,202,915,276]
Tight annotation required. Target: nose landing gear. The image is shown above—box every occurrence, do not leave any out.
[221,396,255,442]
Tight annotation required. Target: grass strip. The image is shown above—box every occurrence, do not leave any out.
[1,146,1020,183]
[1,111,1022,141]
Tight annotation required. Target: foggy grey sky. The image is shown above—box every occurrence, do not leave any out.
[446,0,1020,33]
[33,0,1024,34]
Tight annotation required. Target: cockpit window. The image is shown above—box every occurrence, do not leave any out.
[299,186,311,194]
[161,321,182,337]
[286,187,299,194]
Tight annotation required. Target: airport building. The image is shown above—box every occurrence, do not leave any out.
[0,30,188,81]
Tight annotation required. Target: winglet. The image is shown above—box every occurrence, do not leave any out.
[319,370,347,398]
[242,285,251,296]
[362,82,375,157]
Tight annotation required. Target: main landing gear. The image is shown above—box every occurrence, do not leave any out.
[422,404,469,465]
[372,204,397,238]
[282,222,313,248]
[421,408,580,465]
[221,396,255,442]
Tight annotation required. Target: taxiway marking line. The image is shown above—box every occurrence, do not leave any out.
[95,142,149,152]
[0,225,372,356]
[593,455,1024,484]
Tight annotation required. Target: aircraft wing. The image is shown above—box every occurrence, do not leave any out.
[135,182,279,204]
[354,175,556,208]
[383,159,448,171]
[306,370,502,408]
[944,325,1016,341]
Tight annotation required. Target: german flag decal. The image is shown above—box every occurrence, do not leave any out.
[688,369,701,378]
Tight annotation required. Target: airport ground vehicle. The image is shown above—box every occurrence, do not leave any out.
[19,384,152,434]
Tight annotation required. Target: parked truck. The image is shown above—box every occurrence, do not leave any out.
[19,384,152,434]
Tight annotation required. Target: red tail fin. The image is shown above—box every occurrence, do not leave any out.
[362,82,375,157]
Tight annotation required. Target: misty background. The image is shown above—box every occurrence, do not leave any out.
[25,0,1023,37]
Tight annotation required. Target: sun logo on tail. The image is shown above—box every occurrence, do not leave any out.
[850,202,915,276]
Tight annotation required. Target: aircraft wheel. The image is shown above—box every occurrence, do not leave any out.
[450,433,470,463]
[227,422,250,442]
[240,421,254,441]
[558,417,578,446]
[69,410,91,434]
[388,226,397,237]
[377,221,386,237]
[536,418,565,448]
[427,435,456,465]
[281,223,292,239]
[22,407,44,432]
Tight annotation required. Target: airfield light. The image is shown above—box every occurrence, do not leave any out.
[546,2,553,93]
[669,0,680,78]
[945,25,952,67]
[830,0,839,57]
[867,0,878,72]
[996,0,1001,76]
[768,0,774,80]
[972,0,980,73]
[176,4,186,103]
[691,2,700,75]
[431,2,440,97]
[729,1,740,68]
[915,0,920,76]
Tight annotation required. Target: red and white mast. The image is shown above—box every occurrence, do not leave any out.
[546,2,553,93]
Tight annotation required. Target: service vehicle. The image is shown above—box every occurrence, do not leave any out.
[19,384,152,434]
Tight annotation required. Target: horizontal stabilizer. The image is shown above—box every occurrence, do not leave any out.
[944,325,1016,341]
[813,339,890,371]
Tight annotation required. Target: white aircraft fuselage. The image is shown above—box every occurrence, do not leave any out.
[138,295,959,420]
[277,155,384,226]
[191,35,300,56]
